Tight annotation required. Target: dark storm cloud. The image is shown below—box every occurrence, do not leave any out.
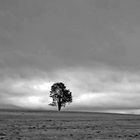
[0,0,140,70]
[0,0,140,113]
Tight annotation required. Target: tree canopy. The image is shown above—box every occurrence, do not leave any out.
[49,82,72,111]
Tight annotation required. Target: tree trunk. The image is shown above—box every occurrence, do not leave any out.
[57,98,61,111]
[58,102,61,111]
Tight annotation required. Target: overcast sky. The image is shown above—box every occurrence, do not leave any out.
[1,0,140,114]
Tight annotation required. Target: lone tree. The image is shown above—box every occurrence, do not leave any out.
[49,82,72,111]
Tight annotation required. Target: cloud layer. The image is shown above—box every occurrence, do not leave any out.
[0,67,140,114]
[0,0,140,114]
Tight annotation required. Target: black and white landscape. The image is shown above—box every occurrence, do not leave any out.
[0,0,140,139]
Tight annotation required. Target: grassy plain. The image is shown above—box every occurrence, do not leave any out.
[0,109,140,140]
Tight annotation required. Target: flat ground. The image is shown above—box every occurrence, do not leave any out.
[0,110,140,140]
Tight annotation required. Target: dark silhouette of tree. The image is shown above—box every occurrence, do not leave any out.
[49,82,72,111]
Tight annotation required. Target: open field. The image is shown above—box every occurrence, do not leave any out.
[0,110,140,139]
